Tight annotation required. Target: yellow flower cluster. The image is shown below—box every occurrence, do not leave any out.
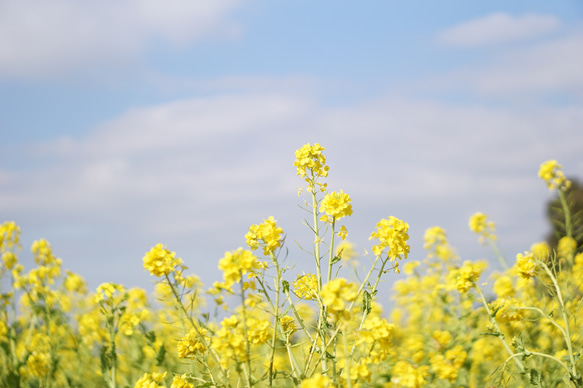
[539,159,571,191]
[469,212,496,243]
[369,216,410,260]
[293,273,319,300]
[515,251,538,279]
[171,375,194,388]
[134,371,167,388]
[212,314,271,367]
[455,261,486,293]
[319,190,353,223]
[391,360,430,388]
[429,345,467,382]
[423,226,456,261]
[143,244,184,277]
[0,221,21,253]
[244,216,284,255]
[357,316,394,363]
[300,374,335,388]
[177,327,209,359]
[218,248,266,288]
[558,236,577,261]
[293,142,329,179]
[95,282,125,305]
[320,278,358,316]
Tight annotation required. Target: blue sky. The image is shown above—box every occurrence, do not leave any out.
[1,1,582,298]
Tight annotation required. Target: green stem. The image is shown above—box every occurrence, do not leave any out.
[268,252,281,388]
[327,220,336,283]
[559,190,573,239]
[475,284,525,373]
[164,274,230,386]
[540,261,580,380]
[239,282,253,388]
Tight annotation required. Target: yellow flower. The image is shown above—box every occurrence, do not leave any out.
[245,216,284,255]
[391,360,430,388]
[64,270,87,294]
[300,374,335,388]
[337,225,348,240]
[293,273,319,300]
[1,251,17,270]
[143,244,183,277]
[469,212,496,243]
[0,221,21,253]
[319,190,353,222]
[320,278,358,316]
[424,226,456,261]
[218,248,265,287]
[514,251,538,279]
[178,328,209,358]
[171,375,193,388]
[538,159,570,190]
[493,275,515,298]
[558,236,577,261]
[95,282,125,305]
[455,261,486,293]
[134,371,167,388]
[294,143,329,179]
[369,216,410,260]
[531,241,550,260]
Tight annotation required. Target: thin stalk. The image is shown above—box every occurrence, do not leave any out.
[488,237,508,270]
[540,262,580,380]
[475,284,525,373]
[559,190,573,239]
[268,252,281,388]
[164,274,230,386]
[327,220,336,283]
[239,282,253,388]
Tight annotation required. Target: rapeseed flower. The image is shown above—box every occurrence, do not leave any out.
[469,212,496,243]
[300,374,334,388]
[293,273,319,300]
[143,244,184,277]
[134,371,167,388]
[539,159,570,191]
[369,216,410,260]
[514,251,538,279]
[218,248,265,288]
[245,216,284,255]
[294,143,329,179]
[0,221,21,252]
[391,360,430,388]
[171,375,193,388]
[320,278,358,316]
[319,190,353,223]
[455,261,486,293]
[558,236,577,261]
[178,327,209,358]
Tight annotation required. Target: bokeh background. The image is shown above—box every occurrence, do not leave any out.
[1,1,582,297]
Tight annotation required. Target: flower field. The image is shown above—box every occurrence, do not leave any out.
[0,144,581,387]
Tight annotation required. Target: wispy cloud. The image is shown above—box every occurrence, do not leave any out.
[439,13,561,47]
[0,0,243,78]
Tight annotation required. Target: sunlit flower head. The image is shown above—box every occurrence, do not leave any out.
[294,143,329,179]
[245,216,284,255]
[455,261,486,293]
[319,190,353,223]
[538,159,570,191]
[218,248,266,287]
[143,243,184,277]
[469,212,496,243]
[369,216,410,260]
[293,273,319,300]
[515,251,538,279]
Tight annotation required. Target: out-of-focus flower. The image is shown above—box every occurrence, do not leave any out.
[539,160,570,191]
[369,216,410,260]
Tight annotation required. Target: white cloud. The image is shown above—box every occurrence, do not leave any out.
[439,13,561,47]
[0,0,243,78]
